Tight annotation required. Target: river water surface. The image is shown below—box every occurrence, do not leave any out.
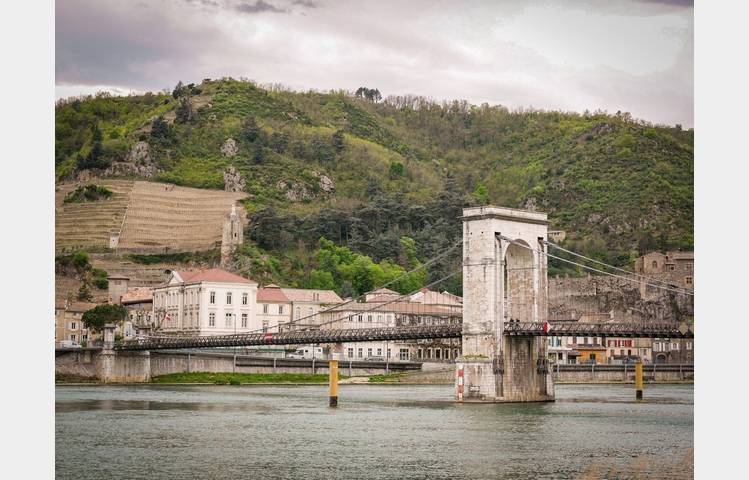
[56,384,693,479]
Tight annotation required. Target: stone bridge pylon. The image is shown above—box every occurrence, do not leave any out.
[456,206,555,402]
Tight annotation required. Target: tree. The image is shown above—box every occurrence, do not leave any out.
[331,130,345,153]
[82,304,128,333]
[172,81,186,99]
[389,161,404,179]
[473,183,489,205]
[241,116,260,143]
[150,115,171,141]
[175,97,194,123]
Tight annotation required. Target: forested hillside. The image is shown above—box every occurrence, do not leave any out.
[55,78,693,295]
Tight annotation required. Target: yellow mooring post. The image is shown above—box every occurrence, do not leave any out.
[329,360,339,407]
[635,361,644,400]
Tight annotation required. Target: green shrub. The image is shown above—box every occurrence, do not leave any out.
[64,184,113,203]
[92,277,108,290]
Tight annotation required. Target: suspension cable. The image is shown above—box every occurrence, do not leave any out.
[498,235,694,296]
[545,240,691,290]
[296,268,463,330]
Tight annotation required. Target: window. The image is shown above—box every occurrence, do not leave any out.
[313,292,320,301]
[686,341,693,350]
[241,313,248,328]
[82,334,88,341]
[70,334,76,341]
[387,348,391,358]
[226,292,232,305]
[377,315,382,323]
[417,349,423,359]
[435,349,441,359]
[210,291,216,304]
[226,314,233,327]
[347,348,354,359]
[242,293,248,305]
[367,315,372,323]
[308,307,313,316]
[357,315,363,323]
[685,276,693,285]
[263,304,268,314]
[262,320,268,333]
[209,313,215,327]
[367,348,373,357]
[651,261,658,269]
[278,305,284,315]
[295,307,301,319]
[627,349,632,356]
[357,348,363,358]
[400,348,409,361]
[669,265,675,271]
[71,322,77,330]
[377,348,382,356]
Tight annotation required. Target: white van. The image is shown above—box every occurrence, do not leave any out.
[60,340,82,348]
[287,345,323,359]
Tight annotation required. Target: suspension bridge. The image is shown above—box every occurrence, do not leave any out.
[92,205,694,402]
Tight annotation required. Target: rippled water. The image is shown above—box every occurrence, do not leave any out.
[56,384,693,479]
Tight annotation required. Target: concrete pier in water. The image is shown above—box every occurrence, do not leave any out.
[456,206,554,402]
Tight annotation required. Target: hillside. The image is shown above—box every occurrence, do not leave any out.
[55,78,693,294]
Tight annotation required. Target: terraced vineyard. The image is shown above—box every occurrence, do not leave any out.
[55,180,134,253]
[55,180,246,254]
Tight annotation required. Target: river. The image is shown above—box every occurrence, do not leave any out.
[56,384,693,479]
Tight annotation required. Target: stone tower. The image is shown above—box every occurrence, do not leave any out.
[220,203,244,268]
[108,275,130,305]
[456,206,554,402]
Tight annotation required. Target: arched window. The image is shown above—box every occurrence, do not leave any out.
[651,261,658,269]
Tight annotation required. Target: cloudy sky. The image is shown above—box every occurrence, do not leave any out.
[56,0,693,126]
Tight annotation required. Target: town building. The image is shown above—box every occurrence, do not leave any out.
[605,338,652,364]
[281,287,343,325]
[120,287,154,339]
[152,268,258,335]
[652,338,694,364]
[634,250,694,289]
[319,301,462,362]
[55,300,98,346]
[256,284,292,332]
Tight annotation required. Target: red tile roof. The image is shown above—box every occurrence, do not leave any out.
[257,285,290,303]
[175,268,257,285]
[121,287,153,304]
[281,288,343,304]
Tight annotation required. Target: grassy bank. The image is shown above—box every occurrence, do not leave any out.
[368,373,406,383]
[150,372,345,385]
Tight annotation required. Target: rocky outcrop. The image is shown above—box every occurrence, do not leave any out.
[104,141,157,178]
[221,138,238,157]
[319,174,334,193]
[223,166,246,192]
[276,180,313,202]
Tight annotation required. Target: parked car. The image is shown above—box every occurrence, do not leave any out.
[364,356,385,362]
[59,340,82,349]
[287,346,323,359]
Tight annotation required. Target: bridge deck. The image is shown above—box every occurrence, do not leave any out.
[116,322,693,351]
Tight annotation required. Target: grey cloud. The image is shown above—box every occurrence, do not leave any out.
[292,0,317,7]
[234,1,288,14]
[56,0,693,126]
[636,0,693,6]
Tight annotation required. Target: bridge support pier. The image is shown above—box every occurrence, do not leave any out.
[456,336,553,402]
[457,206,555,403]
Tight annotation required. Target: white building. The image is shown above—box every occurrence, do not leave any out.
[152,268,258,335]
[282,287,344,325]
[320,301,462,362]
[256,284,292,332]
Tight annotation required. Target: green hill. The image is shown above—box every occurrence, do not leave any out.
[55,78,693,293]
